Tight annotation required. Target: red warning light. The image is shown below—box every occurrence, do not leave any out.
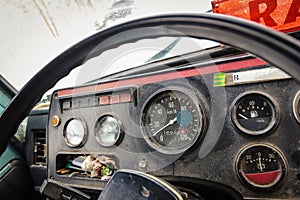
[99,96,110,105]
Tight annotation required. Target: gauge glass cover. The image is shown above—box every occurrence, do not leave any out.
[142,90,203,154]
[232,92,278,135]
[236,144,287,190]
[293,90,300,123]
[64,119,86,147]
[95,115,122,147]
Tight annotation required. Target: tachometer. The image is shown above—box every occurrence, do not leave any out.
[141,89,204,154]
[236,144,287,191]
[231,92,279,135]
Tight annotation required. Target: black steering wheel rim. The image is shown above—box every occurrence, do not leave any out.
[0,13,300,155]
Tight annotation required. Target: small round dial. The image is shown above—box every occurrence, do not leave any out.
[142,89,203,154]
[236,144,287,190]
[64,118,87,147]
[232,92,278,135]
[293,90,300,123]
[95,115,122,147]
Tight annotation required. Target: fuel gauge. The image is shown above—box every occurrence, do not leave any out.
[236,144,287,190]
[232,92,279,135]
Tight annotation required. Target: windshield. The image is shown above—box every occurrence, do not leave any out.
[44,36,220,98]
[0,0,212,93]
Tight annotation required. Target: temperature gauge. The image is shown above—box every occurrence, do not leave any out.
[232,92,279,135]
[236,144,287,190]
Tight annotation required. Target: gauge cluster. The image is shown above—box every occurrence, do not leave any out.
[47,67,300,198]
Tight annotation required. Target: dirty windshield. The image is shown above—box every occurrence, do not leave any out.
[1,0,212,94]
[52,35,220,93]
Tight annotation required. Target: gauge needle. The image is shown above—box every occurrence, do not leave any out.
[238,113,248,119]
[68,130,76,137]
[152,117,177,137]
[258,156,263,172]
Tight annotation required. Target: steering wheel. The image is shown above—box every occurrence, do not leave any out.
[0,13,300,199]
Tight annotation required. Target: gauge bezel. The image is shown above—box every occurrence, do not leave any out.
[63,118,87,148]
[95,114,123,147]
[231,91,279,136]
[292,90,300,123]
[141,86,204,155]
[235,143,287,191]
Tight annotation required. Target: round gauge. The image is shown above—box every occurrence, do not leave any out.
[232,92,278,135]
[142,89,203,154]
[293,90,300,123]
[95,115,122,147]
[236,144,287,190]
[64,118,87,148]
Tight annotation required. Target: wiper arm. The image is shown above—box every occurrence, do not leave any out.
[145,38,182,63]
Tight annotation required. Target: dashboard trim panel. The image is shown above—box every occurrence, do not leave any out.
[57,58,267,97]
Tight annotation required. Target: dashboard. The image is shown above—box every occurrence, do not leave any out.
[47,46,300,199]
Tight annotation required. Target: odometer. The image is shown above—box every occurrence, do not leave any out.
[141,89,204,154]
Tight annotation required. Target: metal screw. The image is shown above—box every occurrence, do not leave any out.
[139,160,147,168]
[140,186,150,197]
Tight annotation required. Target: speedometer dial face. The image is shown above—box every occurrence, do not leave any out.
[142,89,203,154]
[232,92,278,135]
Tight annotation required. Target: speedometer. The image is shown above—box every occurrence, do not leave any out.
[141,88,204,154]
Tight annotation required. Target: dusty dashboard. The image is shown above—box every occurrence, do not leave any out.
[47,49,300,199]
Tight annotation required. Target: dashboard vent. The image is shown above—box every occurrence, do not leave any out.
[33,130,46,166]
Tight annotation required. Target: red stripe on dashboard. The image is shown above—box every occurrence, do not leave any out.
[57,58,267,97]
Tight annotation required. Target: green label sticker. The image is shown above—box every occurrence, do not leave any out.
[213,72,226,87]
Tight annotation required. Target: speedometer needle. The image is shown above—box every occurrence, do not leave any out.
[152,116,177,137]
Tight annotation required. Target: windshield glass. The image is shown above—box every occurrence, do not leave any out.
[48,36,220,96]
[0,0,212,93]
